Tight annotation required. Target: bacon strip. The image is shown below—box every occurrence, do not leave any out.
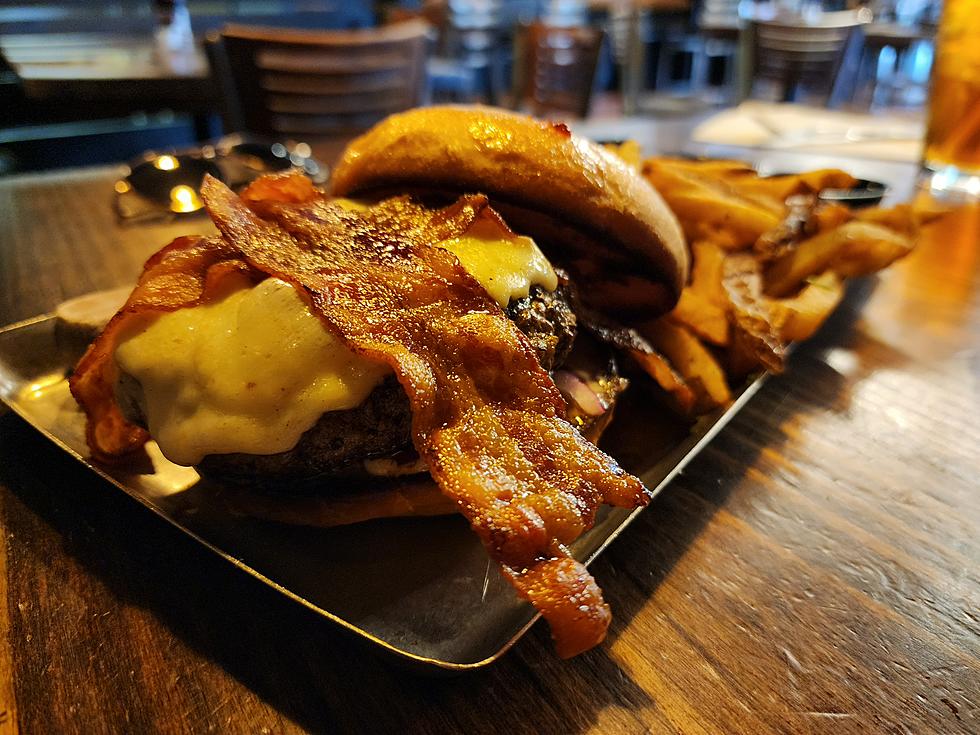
[73,173,650,657]
[70,235,255,461]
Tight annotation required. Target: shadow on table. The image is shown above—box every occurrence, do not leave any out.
[591,275,912,645]
[0,278,909,733]
[0,418,652,733]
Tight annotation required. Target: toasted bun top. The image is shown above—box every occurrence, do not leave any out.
[329,106,689,313]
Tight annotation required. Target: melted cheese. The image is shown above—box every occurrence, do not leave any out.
[437,216,557,306]
[114,276,390,465]
[114,216,557,465]
[332,197,369,212]
[339,198,558,306]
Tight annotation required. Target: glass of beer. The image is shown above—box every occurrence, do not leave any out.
[921,0,980,199]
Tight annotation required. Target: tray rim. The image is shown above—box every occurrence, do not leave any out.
[0,312,765,671]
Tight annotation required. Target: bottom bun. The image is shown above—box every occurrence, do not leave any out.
[203,328,628,529]
[214,475,456,528]
[208,399,621,529]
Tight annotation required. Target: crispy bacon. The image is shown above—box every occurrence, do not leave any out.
[71,173,650,657]
[70,235,255,461]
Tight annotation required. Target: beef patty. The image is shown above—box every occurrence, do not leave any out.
[119,284,577,486]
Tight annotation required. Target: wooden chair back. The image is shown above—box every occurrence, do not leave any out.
[740,10,868,106]
[513,22,604,119]
[210,20,430,139]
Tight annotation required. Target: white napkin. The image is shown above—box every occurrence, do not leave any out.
[692,102,924,163]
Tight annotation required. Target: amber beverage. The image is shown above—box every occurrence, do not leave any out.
[922,0,980,184]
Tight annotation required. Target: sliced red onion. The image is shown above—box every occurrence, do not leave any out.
[554,370,605,417]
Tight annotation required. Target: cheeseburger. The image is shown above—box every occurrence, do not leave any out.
[70,106,687,657]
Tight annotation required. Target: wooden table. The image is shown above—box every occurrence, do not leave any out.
[0,33,216,124]
[0,153,978,733]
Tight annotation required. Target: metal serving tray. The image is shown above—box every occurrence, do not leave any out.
[0,313,763,670]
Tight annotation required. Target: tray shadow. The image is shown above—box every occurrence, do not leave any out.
[0,277,892,732]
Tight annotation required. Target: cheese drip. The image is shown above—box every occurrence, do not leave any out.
[437,216,557,306]
[339,198,558,306]
[114,276,390,466]
[114,217,557,465]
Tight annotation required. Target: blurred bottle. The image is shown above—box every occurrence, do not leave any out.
[920,0,980,199]
[154,0,204,75]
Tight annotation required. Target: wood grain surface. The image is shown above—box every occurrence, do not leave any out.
[0,164,977,734]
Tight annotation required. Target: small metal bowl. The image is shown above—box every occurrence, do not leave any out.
[124,154,224,213]
[818,178,887,208]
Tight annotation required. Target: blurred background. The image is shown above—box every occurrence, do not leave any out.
[0,0,942,174]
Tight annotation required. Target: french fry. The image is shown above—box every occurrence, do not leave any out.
[753,198,854,263]
[689,240,729,305]
[769,271,845,342]
[764,221,913,297]
[639,319,732,414]
[830,224,914,279]
[668,240,730,345]
[642,160,783,249]
[857,200,949,236]
[732,169,858,203]
[627,347,698,416]
[602,140,643,171]
[628,155,924,418]
[670,290,730,346]
[722,254,785,377]
[577,311,699,415]
[645,157,756,178]
[812,201,853,232]
[642,161,859,251]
